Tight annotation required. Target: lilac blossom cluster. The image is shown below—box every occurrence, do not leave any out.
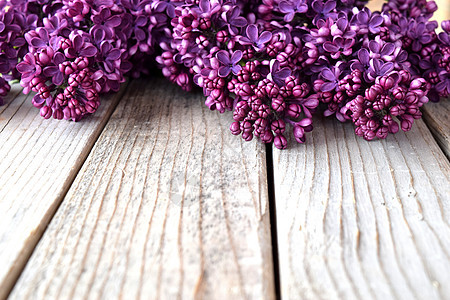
[0,2,37,105]
[4,0,166,120]
[152,0,449,147]
[0,0,448,149]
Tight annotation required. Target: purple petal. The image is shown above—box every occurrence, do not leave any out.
[337,18,348,31]
[12,37,26,47]
[230,50,243,64]
[381,43,395,56]
[199,0,210,13]
[397,50,408,62]
[276,67,292,79]
[216,50,230,64]
[72,35,82,51]
[93,28,106,44]
[420,34,432,44]
[79,45,97,57]
[16,62,34,73]
[323,42,339,53]
[284,12,295,22]
[312,1,323,12]
[53,71,64,85]
[279,1,293,13]
[135,15,147,27]
[246,24,258,42]
[369,40,381,53]
[323,1,336,13]
[231,17,247,27]
[321,68,336,81]
[358,49,370,64]
[53,52,65,65]
[321,82,337,92]
[105,15,122,27]
[343,38,354,49]
[231,64,242,75]
[218,66,231,77]
[357,11,369,24]
[31,38,46,48]
[43,66,58,76]
[370,58,382,72]
[135,28,146,41]
[416,23,425,35]
[298,118,312,127]
[380,62,394,74]
[303,97,319,108]
[369,15,383,27]
[259,31,272,44]
[108,49,121,60]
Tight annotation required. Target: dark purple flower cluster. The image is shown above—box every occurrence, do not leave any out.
[153,1,321,148]
[0,0,448,149]
[151,0,448,147]
[7,0,164,120]
[0,2,37,105]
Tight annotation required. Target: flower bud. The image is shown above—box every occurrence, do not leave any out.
[260,130,274,143]
[230,121,241,135]
[272,97,286,113]
[286,103,301,118]
[53,108,64,120]
[40,106,52,119]
[365,84,383,101]
[271,119,286,135]
[274,135,288,149]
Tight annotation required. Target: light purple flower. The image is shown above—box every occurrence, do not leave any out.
[239,24,272,49]
[279,0,308,22]
[216,50,243,77]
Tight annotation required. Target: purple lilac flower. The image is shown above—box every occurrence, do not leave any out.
[279,0,308,22]
[311,0,337,25]
[239,24,272,50]
[217,50,243,77]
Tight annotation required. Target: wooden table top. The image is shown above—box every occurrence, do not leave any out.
[1,1,450,298]
[0,77,448,300]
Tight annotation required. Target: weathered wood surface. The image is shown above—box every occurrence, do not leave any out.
[0,84,125,300]
[423,101,450,158]
[273,116,450,300]
[10,79,275,300]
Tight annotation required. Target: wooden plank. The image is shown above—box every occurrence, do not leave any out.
[273,116,450,299]
[0,84,125,300]
[10,78,275,300]
[423,99,450,159]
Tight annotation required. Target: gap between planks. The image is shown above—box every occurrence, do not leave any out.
[0,82,127,300]
[9,78,276,300]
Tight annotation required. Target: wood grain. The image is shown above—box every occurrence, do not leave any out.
[423,98,450,159]
[10,78,275,300]
[0,84,125,300]
[273,117,450,300]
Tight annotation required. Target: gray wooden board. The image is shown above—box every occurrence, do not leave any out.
[0,84,125,300]
[10,79,275,300]
[273,116,450,299]
[423,100,450,159]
